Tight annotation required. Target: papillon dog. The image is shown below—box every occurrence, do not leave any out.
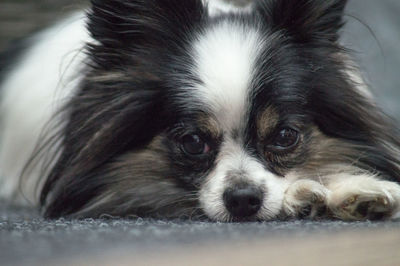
[1,0,400,221]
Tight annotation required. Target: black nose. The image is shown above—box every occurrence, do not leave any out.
[223,186,263,218]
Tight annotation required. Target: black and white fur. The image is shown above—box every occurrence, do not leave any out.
[1,0,400,221]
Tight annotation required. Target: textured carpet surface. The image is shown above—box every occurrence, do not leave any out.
[1,0,400,265]
[1,203,400,265]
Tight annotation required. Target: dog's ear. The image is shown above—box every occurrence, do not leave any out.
[255,0,347,42]
[41,1,207,217]
[88,0,205,49]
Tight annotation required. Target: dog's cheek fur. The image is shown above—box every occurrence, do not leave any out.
[63,137,202,219]
[286,126,400,184]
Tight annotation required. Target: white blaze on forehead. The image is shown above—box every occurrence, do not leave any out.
[192,22,262,131]
[190,21,288,221]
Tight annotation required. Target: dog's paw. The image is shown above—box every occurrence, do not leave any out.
[333,194,393,220]
[328,176,400,220]
[283,180,330,219]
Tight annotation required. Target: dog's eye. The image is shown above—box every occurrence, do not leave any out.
[181,134,210,155]
[270,128,299,150]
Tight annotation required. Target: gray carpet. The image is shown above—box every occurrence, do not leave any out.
[1,1,400,265]
[2,202,400,265]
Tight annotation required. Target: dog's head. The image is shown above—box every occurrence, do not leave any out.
[40,0,400,220]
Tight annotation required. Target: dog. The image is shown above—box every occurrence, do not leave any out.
[0,0,400,221]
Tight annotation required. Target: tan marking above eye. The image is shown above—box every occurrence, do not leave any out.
[197,115,221,139]
[257,106,279,140]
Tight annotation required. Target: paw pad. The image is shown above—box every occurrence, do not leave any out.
[341,195,358,209]
[337,195,393,220]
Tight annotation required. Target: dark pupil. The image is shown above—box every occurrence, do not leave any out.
[275,129,298,148]
[182,134,205,155]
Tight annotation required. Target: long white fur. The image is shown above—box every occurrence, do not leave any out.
[191,20,290,220]
[192,21,262,132]
[0,13,89,204]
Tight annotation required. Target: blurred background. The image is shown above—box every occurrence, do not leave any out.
[1,0,400,119]
[0,0,87,51]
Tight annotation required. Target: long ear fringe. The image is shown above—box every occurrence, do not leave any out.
[312,76,400,182]
[256,0,347,42]
[39,78,168,216]
[88,0,205,48]
[87,0,205,71]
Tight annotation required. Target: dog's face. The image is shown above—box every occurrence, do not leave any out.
[40,0,400,220]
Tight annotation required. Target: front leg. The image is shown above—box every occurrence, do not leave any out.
[283,179,330,219]
[327,174,400,220]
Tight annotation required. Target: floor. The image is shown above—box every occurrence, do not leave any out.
[2,203,400,265]
[1,1,400,265]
